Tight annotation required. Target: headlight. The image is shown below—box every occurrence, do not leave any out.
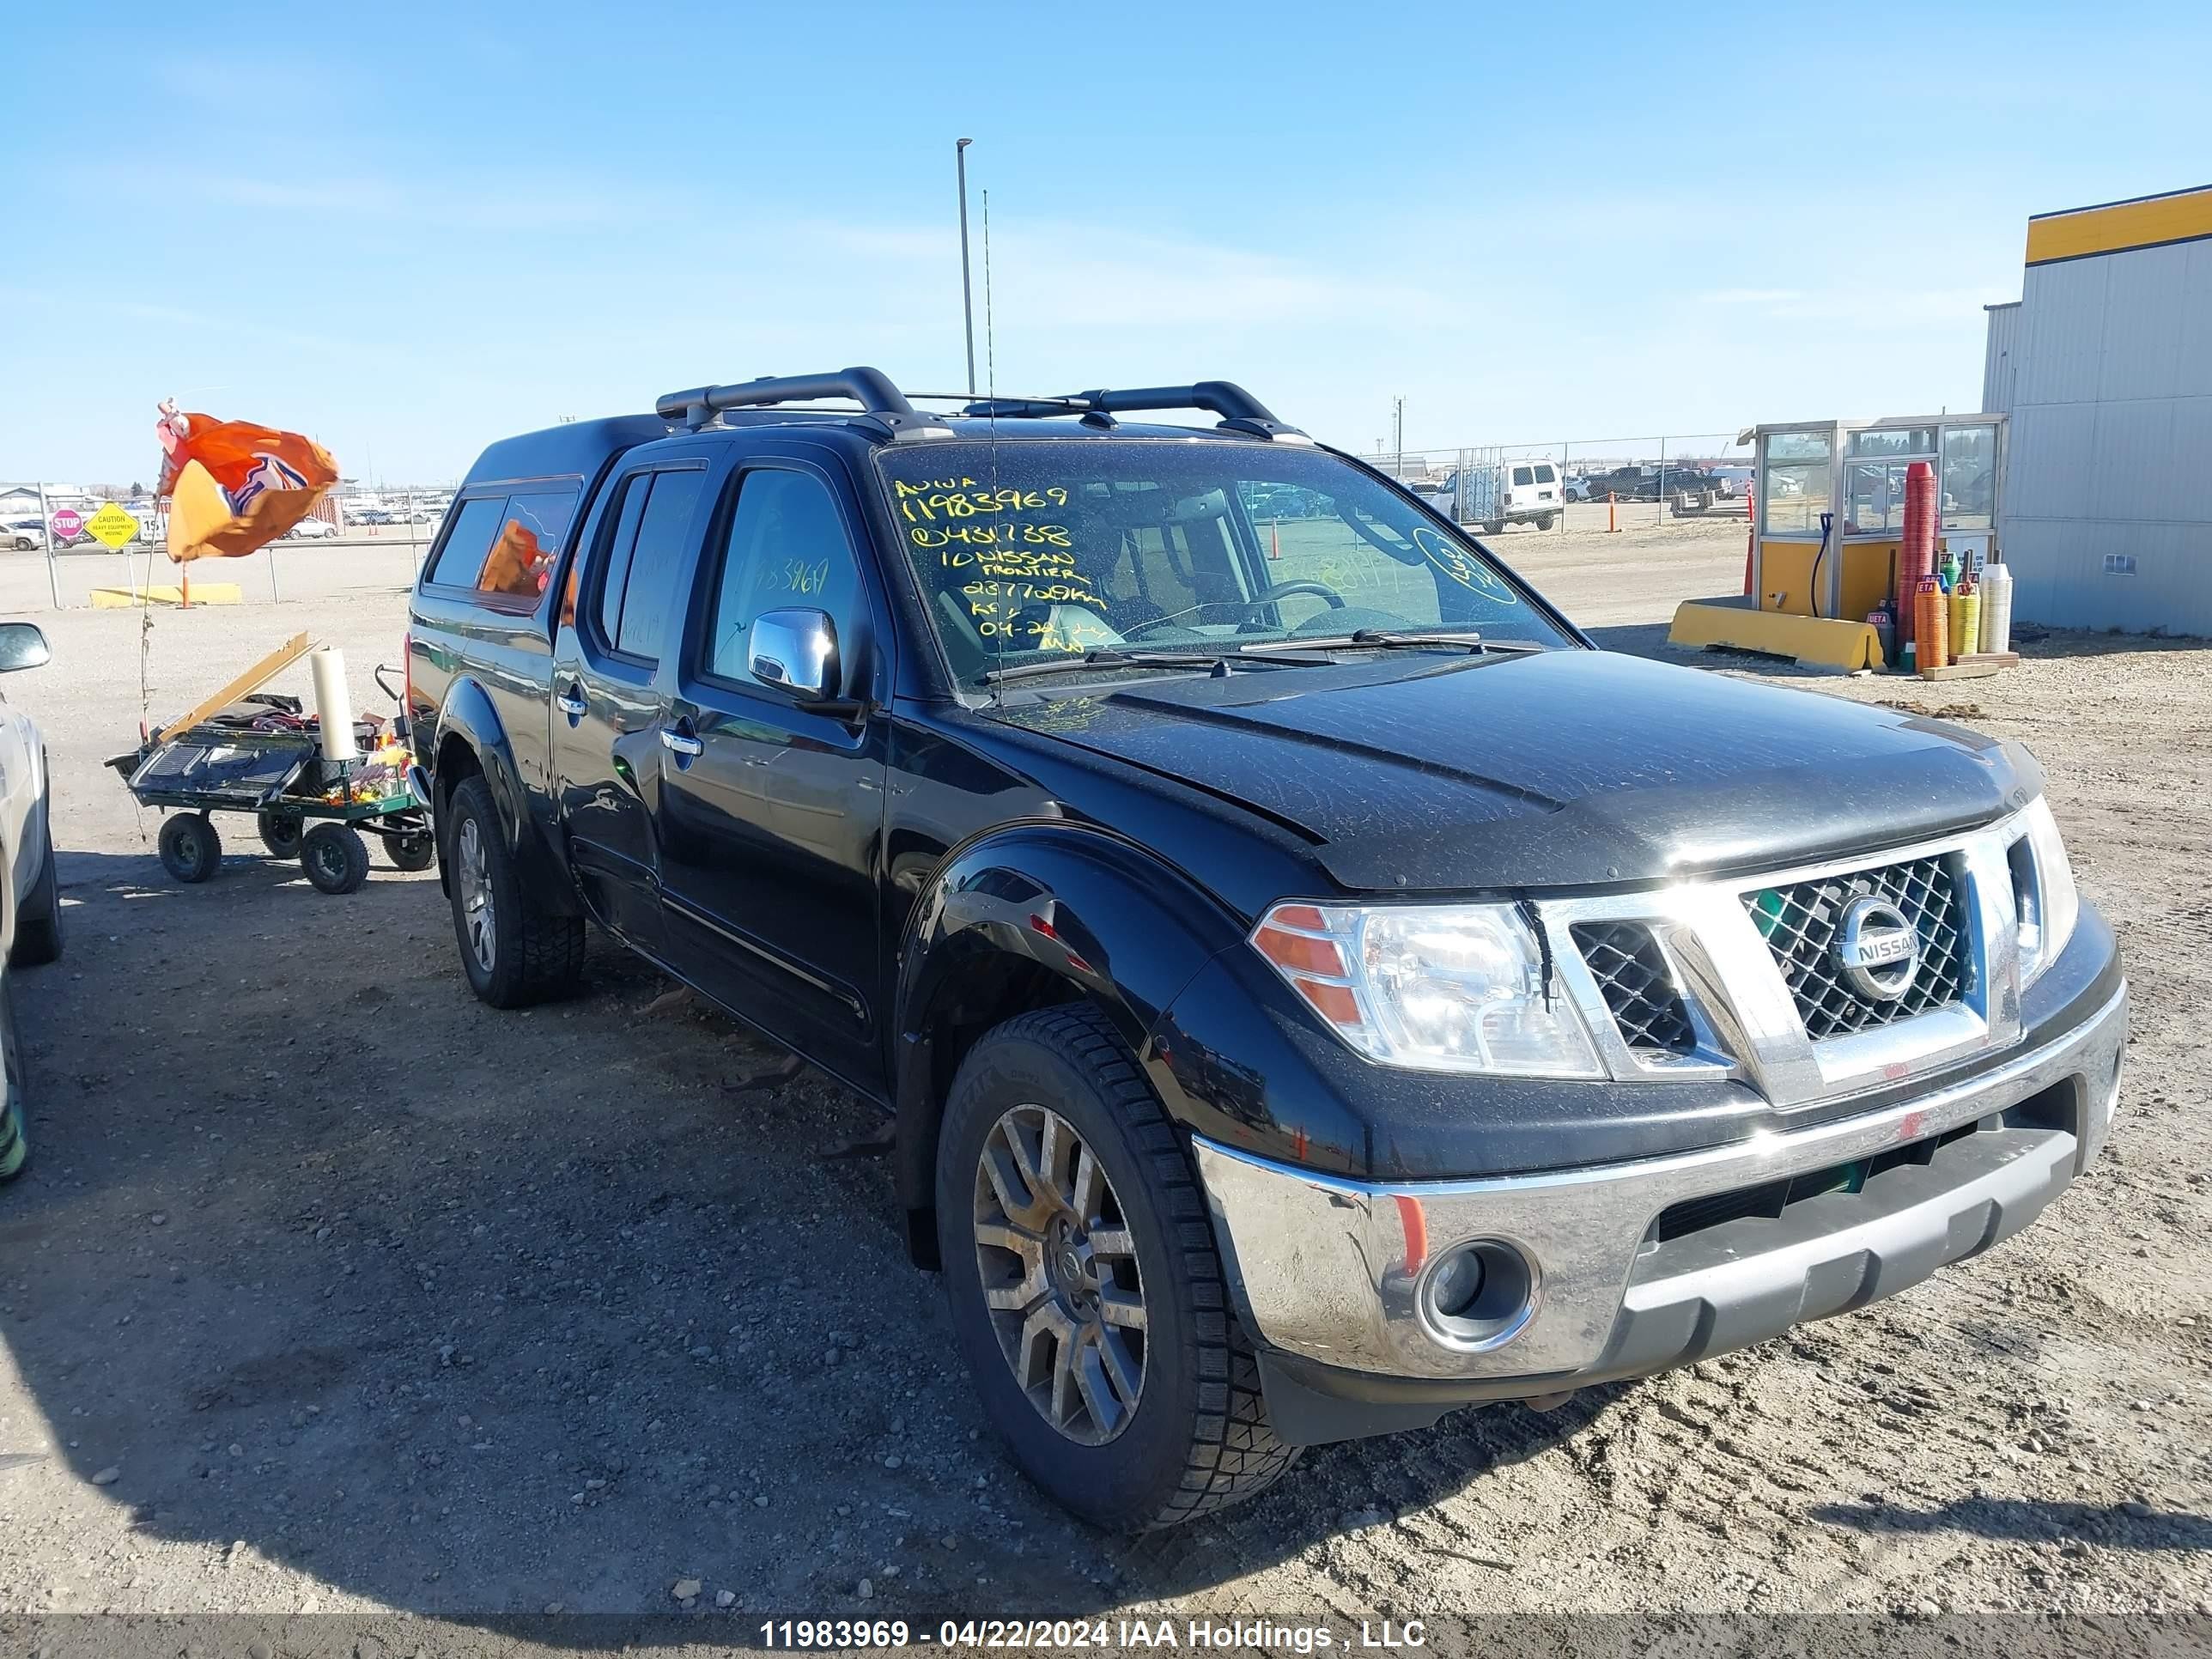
[2012,795,2080,983]
[1250,901,1601,1077]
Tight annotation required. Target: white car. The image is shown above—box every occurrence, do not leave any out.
[288,517,339,539]
[0,620,61,1182]
[3,521,46,553]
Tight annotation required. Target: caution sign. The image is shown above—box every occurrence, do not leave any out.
[85,502,141,550]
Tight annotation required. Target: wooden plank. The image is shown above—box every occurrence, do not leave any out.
[1917,660,2002,681]
[1954,651,2021,666]
[155,632,314,739]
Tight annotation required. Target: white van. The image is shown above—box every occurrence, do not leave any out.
[1431,457,1563,533]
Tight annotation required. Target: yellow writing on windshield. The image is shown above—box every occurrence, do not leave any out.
[896,479,1071,523]
[1412,526,1518,605]
[912,523,1073,550]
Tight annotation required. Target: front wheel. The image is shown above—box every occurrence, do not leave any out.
[301,823,369,894]
[11,790,63,966]
[0,975,26,1181]
[936,1005,1295,1530]
[158,813,222,884]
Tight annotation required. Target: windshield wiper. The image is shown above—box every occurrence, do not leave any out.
[979,646,1333,688]
[1251,629,1547,656]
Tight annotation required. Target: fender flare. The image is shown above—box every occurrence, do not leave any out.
[890,823,1244,1254]
[432,678,580,914]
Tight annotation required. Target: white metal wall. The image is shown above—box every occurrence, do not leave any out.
[1993,238,2212,634]
[1981,301,2020,416]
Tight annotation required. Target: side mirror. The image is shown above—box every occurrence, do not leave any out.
[750,608,840,702]
[0,622,51,673]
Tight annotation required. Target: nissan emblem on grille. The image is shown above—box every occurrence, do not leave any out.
[1834,896,1920,1001]
[1746,854,1966,1041]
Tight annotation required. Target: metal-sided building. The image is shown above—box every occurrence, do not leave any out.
[1982,184,2212,634]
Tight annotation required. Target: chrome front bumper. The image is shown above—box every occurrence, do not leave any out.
[1193,980,2126,1389]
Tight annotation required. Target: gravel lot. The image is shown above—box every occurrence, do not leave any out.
[0,510,2205,1652]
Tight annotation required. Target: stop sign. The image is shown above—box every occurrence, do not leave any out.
[49,508,82,541]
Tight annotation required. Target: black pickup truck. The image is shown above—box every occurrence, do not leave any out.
[406,368,2125,1531]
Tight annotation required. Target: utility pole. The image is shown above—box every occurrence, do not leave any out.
[956,138,977,396]
[1392,397,1405,478]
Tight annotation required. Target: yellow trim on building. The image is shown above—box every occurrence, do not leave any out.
[2027,185,2212,266]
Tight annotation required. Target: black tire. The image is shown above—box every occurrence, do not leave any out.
[258,807,305,859]
[443,775,584,1007]
[0,974,26,1182]
[1480,520,1503,537]
[300,823,369,895]
[381,827,435,872]
[936,1004,1296,1530]
[1538,513,1557,531]
[11,788,62,967]
[158,813,222,884]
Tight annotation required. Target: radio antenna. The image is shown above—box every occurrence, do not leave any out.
[984,187,1004,705]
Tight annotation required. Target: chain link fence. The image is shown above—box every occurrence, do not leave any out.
[1361,432,1755,529]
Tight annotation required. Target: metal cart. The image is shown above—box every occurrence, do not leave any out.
[109,665,432,895]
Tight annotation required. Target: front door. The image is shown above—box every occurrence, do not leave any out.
[653,459,889,1088]
[548,458,709,953]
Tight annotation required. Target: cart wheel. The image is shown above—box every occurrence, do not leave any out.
[383,830,435,872]
[258,807,306,859]
[301,823,369,895]
[158,814,222,884]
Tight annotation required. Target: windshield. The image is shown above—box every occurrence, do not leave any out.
[876,440,1574,690]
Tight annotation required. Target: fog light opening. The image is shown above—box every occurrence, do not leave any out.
[1419,1238,1537,1351]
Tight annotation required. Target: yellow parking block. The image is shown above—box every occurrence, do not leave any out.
[1668,595,1886,672]
[90,582,245,608]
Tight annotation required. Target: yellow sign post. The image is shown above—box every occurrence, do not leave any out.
[85,503,141,551]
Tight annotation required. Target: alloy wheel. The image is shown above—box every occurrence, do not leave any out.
[456,817,496,973]
[972,1104,1147,1445]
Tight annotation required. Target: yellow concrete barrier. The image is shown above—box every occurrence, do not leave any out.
[1668,595,1886,672]
[90,583,245,608]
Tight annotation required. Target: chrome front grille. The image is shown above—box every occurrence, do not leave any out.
[1535,817,2024,1108]
[1744,854,1969,1041]
[1571,923,1696,1056]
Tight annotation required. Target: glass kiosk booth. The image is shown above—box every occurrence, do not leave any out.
[1669,413,2006,669]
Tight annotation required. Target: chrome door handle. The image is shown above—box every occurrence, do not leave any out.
[659,729,703,757]
[555,689,587,717]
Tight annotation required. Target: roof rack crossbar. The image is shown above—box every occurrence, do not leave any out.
[963,381,1306,441]
[654,367,952,441]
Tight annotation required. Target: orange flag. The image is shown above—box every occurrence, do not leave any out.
[155,402,338,562]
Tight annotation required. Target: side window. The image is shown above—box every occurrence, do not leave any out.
[592,475,653,646]
[705,470,864,687]
[614,470,706,662]
[422,496,509,588]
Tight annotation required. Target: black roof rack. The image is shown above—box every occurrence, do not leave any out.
[960,381,1308,441]
[654,367,954,442]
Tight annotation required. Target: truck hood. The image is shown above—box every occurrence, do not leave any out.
[992,650,2038,893]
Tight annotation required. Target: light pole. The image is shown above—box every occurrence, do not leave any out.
[956,137,977,396]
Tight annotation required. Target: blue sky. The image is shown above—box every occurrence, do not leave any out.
[5,1,2208,484]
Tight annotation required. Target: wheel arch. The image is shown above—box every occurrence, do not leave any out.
[890,823,1243,1267]
[431,678,579,915]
